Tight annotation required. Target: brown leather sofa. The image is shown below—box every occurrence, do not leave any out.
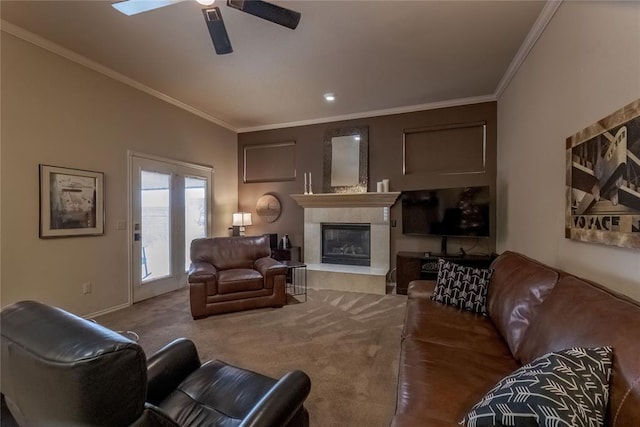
[1,300,311,427]
[392,251,640,427]
[188,235,287,319]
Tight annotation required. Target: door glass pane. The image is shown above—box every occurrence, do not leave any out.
[185,177,207,270]
[141,171,171,282]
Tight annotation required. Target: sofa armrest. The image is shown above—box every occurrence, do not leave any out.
[407,280,436,299]
[146,338,201,405]
[188,262,217,283]
[239,370,311,427]
[254,257,287,277]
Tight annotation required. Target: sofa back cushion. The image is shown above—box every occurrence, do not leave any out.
[518,275,640,427]
[191,235,271,270]
[487,251,558,359]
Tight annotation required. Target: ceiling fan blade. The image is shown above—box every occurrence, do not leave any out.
[112,0,186,16]
[227,0,301,30]
[202,7,233,55]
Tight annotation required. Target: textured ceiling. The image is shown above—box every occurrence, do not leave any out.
[1,0,547,131]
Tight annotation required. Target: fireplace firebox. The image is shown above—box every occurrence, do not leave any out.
[321,223,371,266]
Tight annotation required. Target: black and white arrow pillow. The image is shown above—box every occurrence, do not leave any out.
[460,346,613,427]
[432,259,493,315]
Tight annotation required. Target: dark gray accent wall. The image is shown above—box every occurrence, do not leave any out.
[238,101,497,266]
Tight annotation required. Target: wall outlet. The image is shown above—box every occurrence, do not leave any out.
[82,282,92,294]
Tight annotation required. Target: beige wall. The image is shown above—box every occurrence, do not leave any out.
[497,1,640,300]
[0,33,238,315]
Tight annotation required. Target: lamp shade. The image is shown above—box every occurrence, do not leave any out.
[232,212,252,226]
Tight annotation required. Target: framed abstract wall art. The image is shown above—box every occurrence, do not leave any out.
[39,164,104,238]
[565,99,640,249]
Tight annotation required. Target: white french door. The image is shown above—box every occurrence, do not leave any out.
[130,154,212,303]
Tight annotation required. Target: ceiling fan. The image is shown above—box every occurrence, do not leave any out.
[112,0,301,55]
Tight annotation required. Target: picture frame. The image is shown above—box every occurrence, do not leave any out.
[565,99,640,249]
[39,164,105,238]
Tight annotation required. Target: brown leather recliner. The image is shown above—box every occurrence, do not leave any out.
[1,300,311,427]
[188,235,287,319]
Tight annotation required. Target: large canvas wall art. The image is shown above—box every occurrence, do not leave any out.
[566,99,640,249]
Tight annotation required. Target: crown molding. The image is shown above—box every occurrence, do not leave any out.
[494,0,563,99]
[0,19,237,132]
[2,0,561,135]
[235,0,563,134]
[237,94,497,133]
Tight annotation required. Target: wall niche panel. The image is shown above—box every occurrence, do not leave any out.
[244,141,296,183]
[403,121,486,175]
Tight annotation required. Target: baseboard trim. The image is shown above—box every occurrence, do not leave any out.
[83,302,131,320]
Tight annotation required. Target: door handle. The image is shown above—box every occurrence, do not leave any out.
[134,223,141,241]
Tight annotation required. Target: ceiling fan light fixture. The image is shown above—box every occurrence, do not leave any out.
[197,0,216,5]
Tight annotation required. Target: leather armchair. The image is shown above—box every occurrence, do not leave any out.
[188,235,287,319]
[1,300,311,427]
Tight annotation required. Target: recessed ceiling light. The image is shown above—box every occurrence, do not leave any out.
[324,93,336,102]
[197,0,216,5]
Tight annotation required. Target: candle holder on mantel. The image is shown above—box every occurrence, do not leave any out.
[304,172,308,195]
[304,172,313,195]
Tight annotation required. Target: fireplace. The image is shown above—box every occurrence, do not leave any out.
[321,223,371,266]
[291,192,400,295]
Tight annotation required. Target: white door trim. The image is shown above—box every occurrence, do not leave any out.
[127,150,214,305]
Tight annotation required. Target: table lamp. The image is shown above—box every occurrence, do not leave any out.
[232,212,252,236]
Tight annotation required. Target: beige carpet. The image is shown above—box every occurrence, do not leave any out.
[97,288,407,427]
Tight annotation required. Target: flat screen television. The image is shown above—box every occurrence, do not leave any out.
[401,186,491,240]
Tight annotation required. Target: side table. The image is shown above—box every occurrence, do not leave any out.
[282,261,307,302]
[272,246,301,262]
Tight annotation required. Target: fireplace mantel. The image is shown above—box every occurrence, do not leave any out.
[290,192,400,208]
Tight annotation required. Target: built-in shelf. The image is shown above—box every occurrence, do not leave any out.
[290,192,401,208]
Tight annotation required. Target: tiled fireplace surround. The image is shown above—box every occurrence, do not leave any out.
[291,193,400,295]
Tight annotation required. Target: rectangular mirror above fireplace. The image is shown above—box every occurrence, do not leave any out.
[323,126,368,193]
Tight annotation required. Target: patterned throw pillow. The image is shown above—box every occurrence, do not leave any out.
[460,347,613,427]
[431,259,493,315]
